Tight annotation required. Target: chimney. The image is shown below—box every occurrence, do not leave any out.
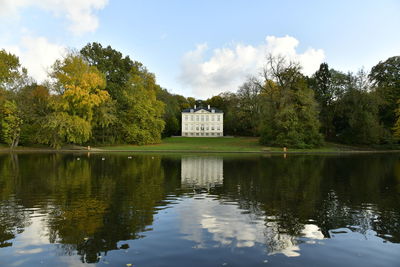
[194,104,197,109]
[208,104,210,109]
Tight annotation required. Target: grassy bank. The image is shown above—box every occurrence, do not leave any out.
[98,137,360,153]
[1,137,399,153]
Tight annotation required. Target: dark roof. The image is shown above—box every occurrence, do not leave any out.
[182,107,223,113]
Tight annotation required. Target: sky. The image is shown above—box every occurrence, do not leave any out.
[1,0,399,99]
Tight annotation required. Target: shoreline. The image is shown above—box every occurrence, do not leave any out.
[1,148,400,154]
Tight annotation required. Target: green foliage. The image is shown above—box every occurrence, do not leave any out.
[119,68,165,144]
[38,112,91,149]
[156,88,181,137]
[1,45,400,149]
[259,56,322,148]
[0,49,27,91]
[331,71,387,145]
[370,56,400,130]
[0,100,22,148]
[80,43,165,144]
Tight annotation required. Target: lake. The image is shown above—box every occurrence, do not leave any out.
[0,153,399,266]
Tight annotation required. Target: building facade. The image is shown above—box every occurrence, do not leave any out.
[181,105,223,137]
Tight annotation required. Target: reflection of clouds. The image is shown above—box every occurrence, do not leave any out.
[181,157,223,189]
[13,215,48,248]
[302,224,324,240]
[177,196,325,257]
[179,197,265,248]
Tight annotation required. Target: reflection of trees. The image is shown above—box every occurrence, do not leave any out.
[0,154,31,248]
[315,155,400,242]
[0,153,167,263]
[222,154,400,254]
[1,153,400,261]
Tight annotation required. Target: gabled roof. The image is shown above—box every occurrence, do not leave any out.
[182,107,223,113]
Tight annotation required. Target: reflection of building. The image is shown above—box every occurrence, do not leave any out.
[181,105,223,137]
[181,157,223,190]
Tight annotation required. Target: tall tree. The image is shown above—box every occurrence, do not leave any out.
[369,56,400,129]
[309,63,335,139]
[80,43,165,144]
[259,55,322,148]
[334,71,385,145]
[40,54,109,148]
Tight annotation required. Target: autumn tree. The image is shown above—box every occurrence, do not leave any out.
[40,54,109,148]
[80,43,165,144]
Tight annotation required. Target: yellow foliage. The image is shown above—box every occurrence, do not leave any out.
[52,54,109,121]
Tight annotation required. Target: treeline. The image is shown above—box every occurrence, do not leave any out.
[1,42,400,149]
[0,43,194,148]
[203,55,400,148]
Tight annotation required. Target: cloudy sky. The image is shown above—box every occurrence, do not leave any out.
[1,0,399,98]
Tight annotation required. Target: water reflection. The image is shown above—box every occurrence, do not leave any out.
[181,156,223,190]
[0,153,399,266]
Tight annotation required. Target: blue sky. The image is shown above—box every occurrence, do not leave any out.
[1,0,399,98]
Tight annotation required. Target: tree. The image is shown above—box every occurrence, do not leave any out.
[369,56,400,129]
[119,67,165,144]
[156,88,180,137]
[236,79,263,136]
[259,55,322,148]
[50,54,109,121]
[1,100,22,148]
[334,71,385,145]
[0,49,28,91]
[15,84,52,145]
[309,63,335,139]
[80,43,165,144]
[40,54,109,148]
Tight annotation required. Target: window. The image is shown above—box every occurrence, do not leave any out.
[217,116,220,121]
[211,126,214,130]
[206,133,209,136]
[191,125,194,130]
[217,126,220,130]
[185,124,188,130]
[196,115,199,121]
[201,115,204,121]
[211,116,214,121]
[206,115,209,121]
[196,133,199,136]
[206,126,209,130]
[185,115,188,121]
[191,115,194,121]
[196,126,199,130]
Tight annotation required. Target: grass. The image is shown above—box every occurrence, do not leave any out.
[97,137,367,153]
[99,137,266,152]
[1,137,398,153]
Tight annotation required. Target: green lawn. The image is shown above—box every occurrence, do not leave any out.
[0,137,392,153]
[99,137,265,152]
[98,137,345,152]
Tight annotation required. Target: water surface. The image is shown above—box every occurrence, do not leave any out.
[0,153,399,266]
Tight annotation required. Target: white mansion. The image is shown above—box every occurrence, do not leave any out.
[181,105,223,137]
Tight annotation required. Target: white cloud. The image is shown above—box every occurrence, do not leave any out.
[5,36,66,83]
[0,0,108,35]
[179,35,325,98]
